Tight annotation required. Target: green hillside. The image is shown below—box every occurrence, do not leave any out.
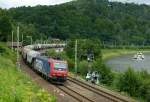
[0,43,55,102]
[3,0,150,45]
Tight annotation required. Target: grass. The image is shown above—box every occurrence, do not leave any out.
[0,42,56,102]
[101,49,150,61]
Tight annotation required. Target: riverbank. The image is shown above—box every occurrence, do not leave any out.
[101,49,150,101]
[102,49,150,61]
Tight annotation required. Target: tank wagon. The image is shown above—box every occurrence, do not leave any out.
[22,47,31,61]
[22,44,68,83]
[26,50,40,67]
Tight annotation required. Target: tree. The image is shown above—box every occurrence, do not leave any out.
[66,39,101,60]
[46,49,68,60]
[7,0,150,45]
[0,15,12,41]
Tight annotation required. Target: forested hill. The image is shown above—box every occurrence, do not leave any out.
[7,0,150,45]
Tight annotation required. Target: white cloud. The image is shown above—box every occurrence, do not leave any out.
[0,0,73,9]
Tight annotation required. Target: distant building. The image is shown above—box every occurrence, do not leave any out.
[55,48,64,52]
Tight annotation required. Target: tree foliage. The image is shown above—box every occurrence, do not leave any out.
[78,60,89,75]
[118,68,142,96]
[66,39,101,60]
[93,58,114,85]
[0,13,12,41]
[116,68,150,101]
[46,49,67,59]
[3,0,150,45]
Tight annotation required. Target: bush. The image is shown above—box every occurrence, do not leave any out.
[0,44,6,53]
[117,68,142,96]
[146,92,150,102]
[140,69,150,79]
[78,60,89,75]
[93,58,114,85]
[67,58,74,72]
[0,42,16,62]
[139,79,150,101]
[99,65,114,85]
[138,70,150,101]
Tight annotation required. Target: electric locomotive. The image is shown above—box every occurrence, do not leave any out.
[33,56,68,82]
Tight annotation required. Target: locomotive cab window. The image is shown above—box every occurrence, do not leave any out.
[54,62,67,70]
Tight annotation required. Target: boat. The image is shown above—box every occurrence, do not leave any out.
[133,52,144,60]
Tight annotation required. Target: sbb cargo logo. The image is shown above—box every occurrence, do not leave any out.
[35,59,43,71]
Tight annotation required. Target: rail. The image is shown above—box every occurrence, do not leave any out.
[68,76,133,102]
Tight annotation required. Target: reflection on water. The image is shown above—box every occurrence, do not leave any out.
[105,52,150,72]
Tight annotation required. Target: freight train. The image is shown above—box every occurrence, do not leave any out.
[22,44,68,83]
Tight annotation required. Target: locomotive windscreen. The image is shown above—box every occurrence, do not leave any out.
[54,62,67,69]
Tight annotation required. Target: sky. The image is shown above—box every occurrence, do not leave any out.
[0,0,150,9]
[109,0,150,5]
[0,0,73,9]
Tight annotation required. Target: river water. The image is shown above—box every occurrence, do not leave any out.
[105,52,150,72]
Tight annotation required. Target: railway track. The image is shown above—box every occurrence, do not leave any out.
[57,85,95,102]
[67,76,132,102]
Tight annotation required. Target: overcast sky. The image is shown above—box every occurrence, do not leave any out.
[109,0,150,5]
[0,0,150,9]
[0,0,73,9]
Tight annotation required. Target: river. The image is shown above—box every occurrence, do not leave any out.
[105,52,150,72]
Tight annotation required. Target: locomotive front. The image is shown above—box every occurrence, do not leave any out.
[49,59,68,82]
